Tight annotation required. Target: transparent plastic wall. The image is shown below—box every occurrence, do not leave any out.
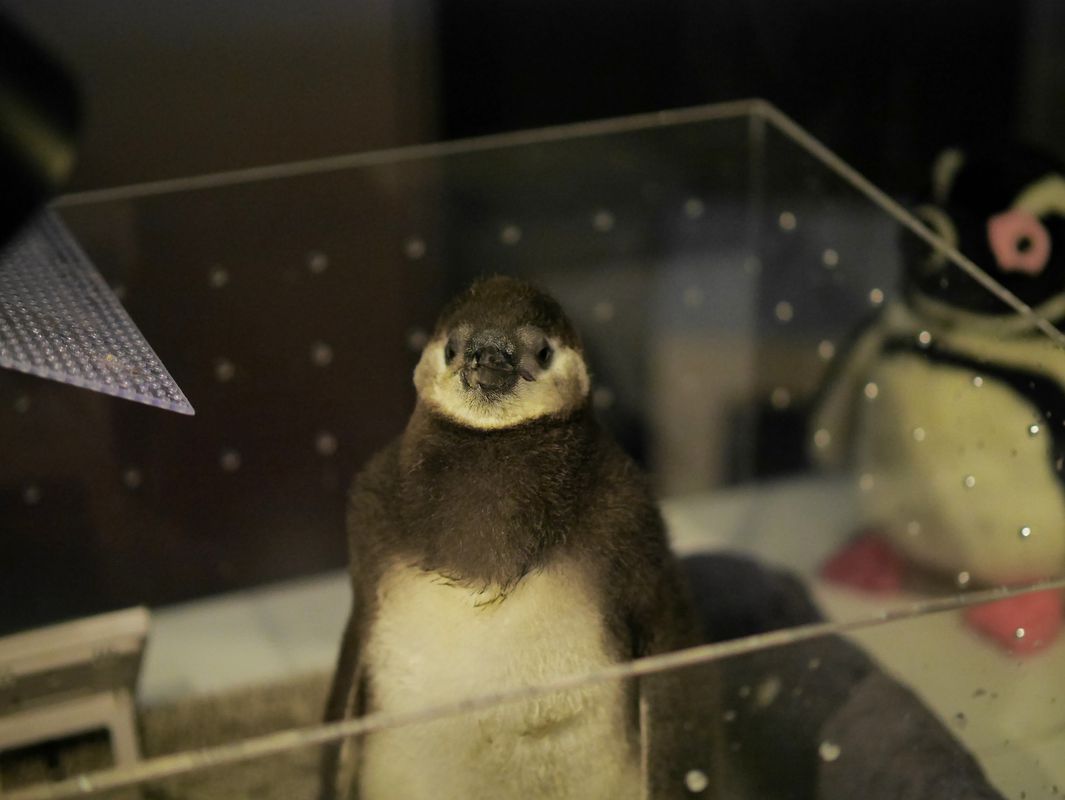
[6,586,1063,800]
[6,100,1065,799]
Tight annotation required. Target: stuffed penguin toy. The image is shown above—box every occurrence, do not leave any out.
[320,276,719,800]
[811,145,1065,654]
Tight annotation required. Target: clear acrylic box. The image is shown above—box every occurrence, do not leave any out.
[4,99,1064,799]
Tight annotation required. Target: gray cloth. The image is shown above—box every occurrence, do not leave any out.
[682,553,1004,800]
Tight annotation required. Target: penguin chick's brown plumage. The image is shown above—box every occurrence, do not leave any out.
[320,276,719,800]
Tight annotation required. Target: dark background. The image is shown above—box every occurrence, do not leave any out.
[3,0,1065,633]
[6,0,1065,196]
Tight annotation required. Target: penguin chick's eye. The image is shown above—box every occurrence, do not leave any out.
[444,339,457,365]
[536,344,554,368]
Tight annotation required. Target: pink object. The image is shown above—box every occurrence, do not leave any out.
[964,589,1064,655]
[820,532,905,593]
[987,209,1051,275]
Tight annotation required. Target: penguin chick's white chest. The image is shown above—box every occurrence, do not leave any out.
[358,560,641,800]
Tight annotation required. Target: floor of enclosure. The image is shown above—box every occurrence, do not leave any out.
[134,473,1063,800]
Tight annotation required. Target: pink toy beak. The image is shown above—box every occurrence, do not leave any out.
[987,209,1051,275]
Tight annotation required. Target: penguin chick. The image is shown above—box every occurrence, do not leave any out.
[321,276,719,800]
[811,145,1065,651]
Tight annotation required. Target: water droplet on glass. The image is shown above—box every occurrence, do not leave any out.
[813,428,831,449]
[1015,627,1026,640]
[307,251,329,274]
[208,267,229,288]
[592,209,615,232]
[778,211,797,231]
[859,473,875,492]
[868,288,885,306]
[954,712,967,728]
[500,225,522,245]
[214,358,235,383]
[972,375,984,388]
[817,340,836,361]
[23,484,42,505]
[220,449,242,472]
[683,286,704,308]
[912,426,926,442]
[956,571,971,587]
[917,330,933,348]
[808,657,821,670]
[592,301,615,323]
[1020,526,1032,539]
[774,301,794,323]
[755,676,781,707]
[963,474,976,489]
[819,741,841,762]
[683,198,705,219]
[684,769,709,793]
[738,685,751,698]
[13,395,30,413]
[404,237,427,260]
[311,341,334,367]
[907,520,921,536]
[770,387,791,410]
[122,468,142,489]
[1029,424,1041,436]
[315,431,338,456]
[863,382,879,400]
[587,385,615,411]
[822,249,839,268]
[722,709,737,723]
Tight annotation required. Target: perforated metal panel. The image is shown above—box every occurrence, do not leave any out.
[0,211,194,415]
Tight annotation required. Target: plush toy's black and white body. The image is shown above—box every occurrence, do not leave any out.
[321,277,716,799]
[813,146,1065,651]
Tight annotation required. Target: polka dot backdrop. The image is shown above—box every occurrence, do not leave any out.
[0,104,1020,632]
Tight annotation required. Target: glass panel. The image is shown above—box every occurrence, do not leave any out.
[4,100,1064,800]
[4,582,1062,799]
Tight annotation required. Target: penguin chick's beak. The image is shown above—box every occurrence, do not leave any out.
[460,338,539,396]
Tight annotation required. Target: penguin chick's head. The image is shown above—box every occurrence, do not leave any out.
[413,276,591,430]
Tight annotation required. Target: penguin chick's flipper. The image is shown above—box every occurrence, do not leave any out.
[636,564,724,798]
[320,610,362,800]
[819,532,907,594]
[964,588,1064,655]
[583,438,722,797]
[602,523,722,795]
[319,443,400,800]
